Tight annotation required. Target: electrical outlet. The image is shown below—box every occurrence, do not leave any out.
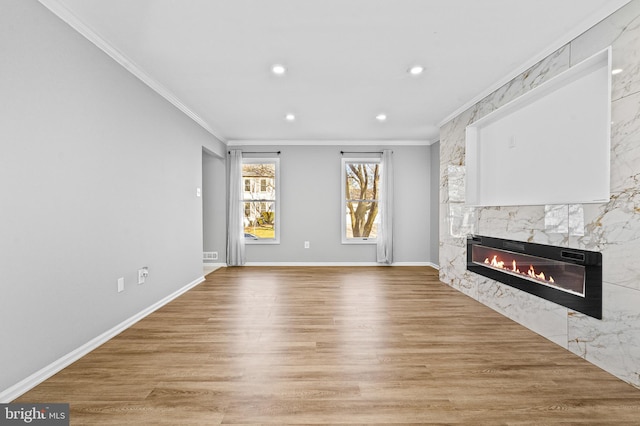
[117,277,124,293]
[138,267,149,285]
[304,241,310,249]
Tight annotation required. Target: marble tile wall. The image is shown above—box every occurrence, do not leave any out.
[439,0,640,388]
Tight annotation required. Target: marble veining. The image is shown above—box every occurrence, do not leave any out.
[568,283,640,388]
[446,165,466,203]
[477,276,568,349]
[477,206,548,243]
[439,241,477,299]
[440,1,640,388]
[473,46,570,120]
[580,185,640,291]
[570,0,640,101]
[439,116,469,172]
[544,204,585,236]
[610,91,640,194]
[446,203,477,239]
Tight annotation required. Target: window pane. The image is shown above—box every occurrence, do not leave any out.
[345,163,379,200]
[243,163,275,200]
[344,161,379,241]
[244,201,276,239]
[345,201,378,239]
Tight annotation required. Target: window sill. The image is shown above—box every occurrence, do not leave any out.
[246,239,280,245]
[342,239,377,245]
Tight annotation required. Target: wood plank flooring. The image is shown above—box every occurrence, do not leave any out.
[15,266,640,424]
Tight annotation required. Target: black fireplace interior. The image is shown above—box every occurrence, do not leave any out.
[467,235,602,319]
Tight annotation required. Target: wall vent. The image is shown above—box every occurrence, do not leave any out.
[203,252,218,261]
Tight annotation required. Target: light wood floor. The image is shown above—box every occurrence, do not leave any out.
[15,267,640,424]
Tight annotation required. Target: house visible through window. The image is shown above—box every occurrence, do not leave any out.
[242,159,279,243]
[342,158,381,243]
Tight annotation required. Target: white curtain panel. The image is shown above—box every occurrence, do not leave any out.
[227,150,245,266]
[377,149,394,264]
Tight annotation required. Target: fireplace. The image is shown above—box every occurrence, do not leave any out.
[467,235,602,319]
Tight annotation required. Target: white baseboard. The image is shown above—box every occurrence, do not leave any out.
[0,276,206,403]
[203,262,227,272]
[393,262,439,269]
[243,261,439,267]
[244,262,379,266]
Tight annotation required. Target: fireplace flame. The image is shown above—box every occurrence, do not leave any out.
[484,255,554,284]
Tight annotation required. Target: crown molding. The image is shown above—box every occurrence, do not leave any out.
[37,0,228,144]
[227,139,433,147]
[438,0,631,127]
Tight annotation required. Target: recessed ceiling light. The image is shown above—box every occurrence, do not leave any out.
[408,65,424,75]
[376,113,387,122]
[285,113,296,121]
[612,68,623,75]
[272,64,286,75]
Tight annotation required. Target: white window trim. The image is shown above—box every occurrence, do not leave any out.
[341,157,380,245]
[243,157,280,245]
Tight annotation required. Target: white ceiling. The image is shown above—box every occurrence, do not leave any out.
[41,0,628,144]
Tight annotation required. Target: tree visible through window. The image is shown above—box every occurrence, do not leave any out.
[343,159,380,242]
[242,160,278,241]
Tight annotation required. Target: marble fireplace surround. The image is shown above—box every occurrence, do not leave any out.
[440,1,640,388]
[466,234,602,319]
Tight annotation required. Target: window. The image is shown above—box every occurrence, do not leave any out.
[342,158,380,243]
[242,158,279,243]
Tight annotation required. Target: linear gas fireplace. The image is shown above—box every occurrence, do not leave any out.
[467,235,602,319]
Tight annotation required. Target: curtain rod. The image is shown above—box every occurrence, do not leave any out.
[340,150,391,155]
[228,150,281,155]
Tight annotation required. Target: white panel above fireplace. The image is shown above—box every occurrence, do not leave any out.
[465,47,611,206]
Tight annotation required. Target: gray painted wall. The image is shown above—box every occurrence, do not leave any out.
[202,150,227,262]
[429,142,440,266]
[0,0,223,393]
[0,0,436,396]
[232,145,432,264]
